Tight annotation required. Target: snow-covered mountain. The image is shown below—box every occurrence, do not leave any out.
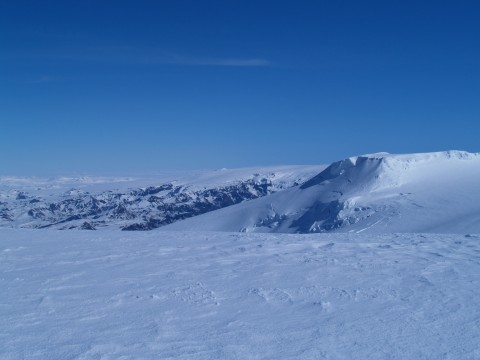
[0,166,324,230]
[2,150,479,234]
[165,150,480,234]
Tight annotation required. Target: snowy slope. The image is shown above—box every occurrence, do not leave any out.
[0,165,324,230]
[165,151,480,234]
[1,229,480,359]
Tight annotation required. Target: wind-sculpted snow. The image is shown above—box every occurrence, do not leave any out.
[0,166,323,231]
[1,229,480,359]
[166,151,480,234]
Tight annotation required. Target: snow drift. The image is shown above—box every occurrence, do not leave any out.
[165,151,480,234]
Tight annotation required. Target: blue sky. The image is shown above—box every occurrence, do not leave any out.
[1,0,479,174]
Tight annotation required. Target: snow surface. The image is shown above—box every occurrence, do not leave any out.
[1,229,480,359]
[165,151,480,234]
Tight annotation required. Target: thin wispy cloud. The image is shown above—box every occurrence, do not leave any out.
[27,75,64,84]
[5,45,271,68]
[159,55,271,67]
[78,48,272,67]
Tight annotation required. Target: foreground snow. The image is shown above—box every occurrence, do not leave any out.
[1,229,480,359]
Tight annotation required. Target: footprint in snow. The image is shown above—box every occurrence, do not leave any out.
[172,282,219,306]
[249,287,293,305]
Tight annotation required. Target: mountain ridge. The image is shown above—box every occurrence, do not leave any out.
[2,150,479,233]
[0,166,324,230]
[164,150,480,234]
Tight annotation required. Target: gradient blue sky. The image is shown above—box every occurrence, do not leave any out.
[1,0,479,175]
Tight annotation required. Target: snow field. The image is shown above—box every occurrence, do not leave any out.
[1,229,479,359]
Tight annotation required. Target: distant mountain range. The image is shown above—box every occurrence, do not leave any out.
[0,166,323,230]
[2,150,479,234]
